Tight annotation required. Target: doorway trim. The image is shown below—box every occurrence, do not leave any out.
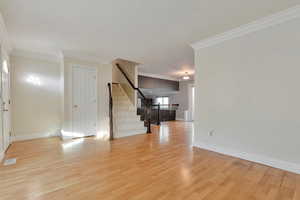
[0,47,11,160]
[188,83,195,121]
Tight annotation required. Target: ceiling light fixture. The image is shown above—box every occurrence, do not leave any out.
[182,72,190,80]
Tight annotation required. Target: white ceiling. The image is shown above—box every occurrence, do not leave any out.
[1,0,299,79]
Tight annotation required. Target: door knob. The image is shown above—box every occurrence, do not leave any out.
[3,109,8,112]
[73,105,78,108]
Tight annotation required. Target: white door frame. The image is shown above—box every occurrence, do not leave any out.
[70,64,98,137]
[0,48,11,153]
[188,83,195,121]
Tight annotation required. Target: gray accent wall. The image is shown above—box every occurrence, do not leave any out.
[138,76,179,91]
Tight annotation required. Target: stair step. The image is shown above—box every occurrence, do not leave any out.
[114,116,140,122]
[114,107,136,112]
[113,100,131,104]
[114,116,141,122]
[112,84,145,138]
[114,128,147,138]
[114,104,135,108]
[114,99,132,103]
[114,95,130,99]
[116,127,146,132]
[114,110,137,116]
[116,122,145,130]
[114,102,133,107]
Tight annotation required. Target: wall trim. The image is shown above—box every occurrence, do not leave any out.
[191,5,300,50]
[11,49,111,65]
[193,142,300,175]
[12,131,60,142]
[63,51,109,65]
[11,49,62,63]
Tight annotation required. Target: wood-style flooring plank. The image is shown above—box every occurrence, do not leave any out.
[0,121,299,200]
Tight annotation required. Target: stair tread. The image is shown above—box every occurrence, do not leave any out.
[112,84,145,138]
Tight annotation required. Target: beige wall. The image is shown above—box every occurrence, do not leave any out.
[11,56,61,139]
[62,57,112,140]
[112,59,137,106]
[193,17,300,172]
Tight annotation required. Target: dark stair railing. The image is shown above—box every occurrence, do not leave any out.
[115,63,152,134]
[151,104,161,125]
[138,104,178,125]
[107,83,114,140]
[156,104,160,125]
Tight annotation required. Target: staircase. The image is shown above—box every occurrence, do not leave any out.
[112,83,147,138]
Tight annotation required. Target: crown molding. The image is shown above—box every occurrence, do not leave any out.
[138,72,179,81]
[63,54,101,65]
[0,12,13,53]
[62,51,115,65]
[11,49,62,63]
[191,5,300,50]
[11,49,113,65]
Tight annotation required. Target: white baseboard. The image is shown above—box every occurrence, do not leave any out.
[12,131,60,142]
[193,142,300,175]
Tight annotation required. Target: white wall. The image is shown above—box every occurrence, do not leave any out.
[11,56,61,140]
[10,55,112,141]
[62,57,112,140]
[193,17,300,173]
[171,80,194,120]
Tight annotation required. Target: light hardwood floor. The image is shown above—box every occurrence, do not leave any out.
[1,121,299,200]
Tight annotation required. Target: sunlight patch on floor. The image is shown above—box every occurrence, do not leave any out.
[3,158,17,166]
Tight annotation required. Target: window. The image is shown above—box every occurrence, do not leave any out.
[155,97,169,108]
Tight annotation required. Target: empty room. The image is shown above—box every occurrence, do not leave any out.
[0,1,300,199]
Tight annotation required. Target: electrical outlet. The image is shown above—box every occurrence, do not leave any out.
[209,130,214,136]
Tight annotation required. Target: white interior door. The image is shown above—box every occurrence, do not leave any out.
[1,59,11,151]
[72,66,97,137]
